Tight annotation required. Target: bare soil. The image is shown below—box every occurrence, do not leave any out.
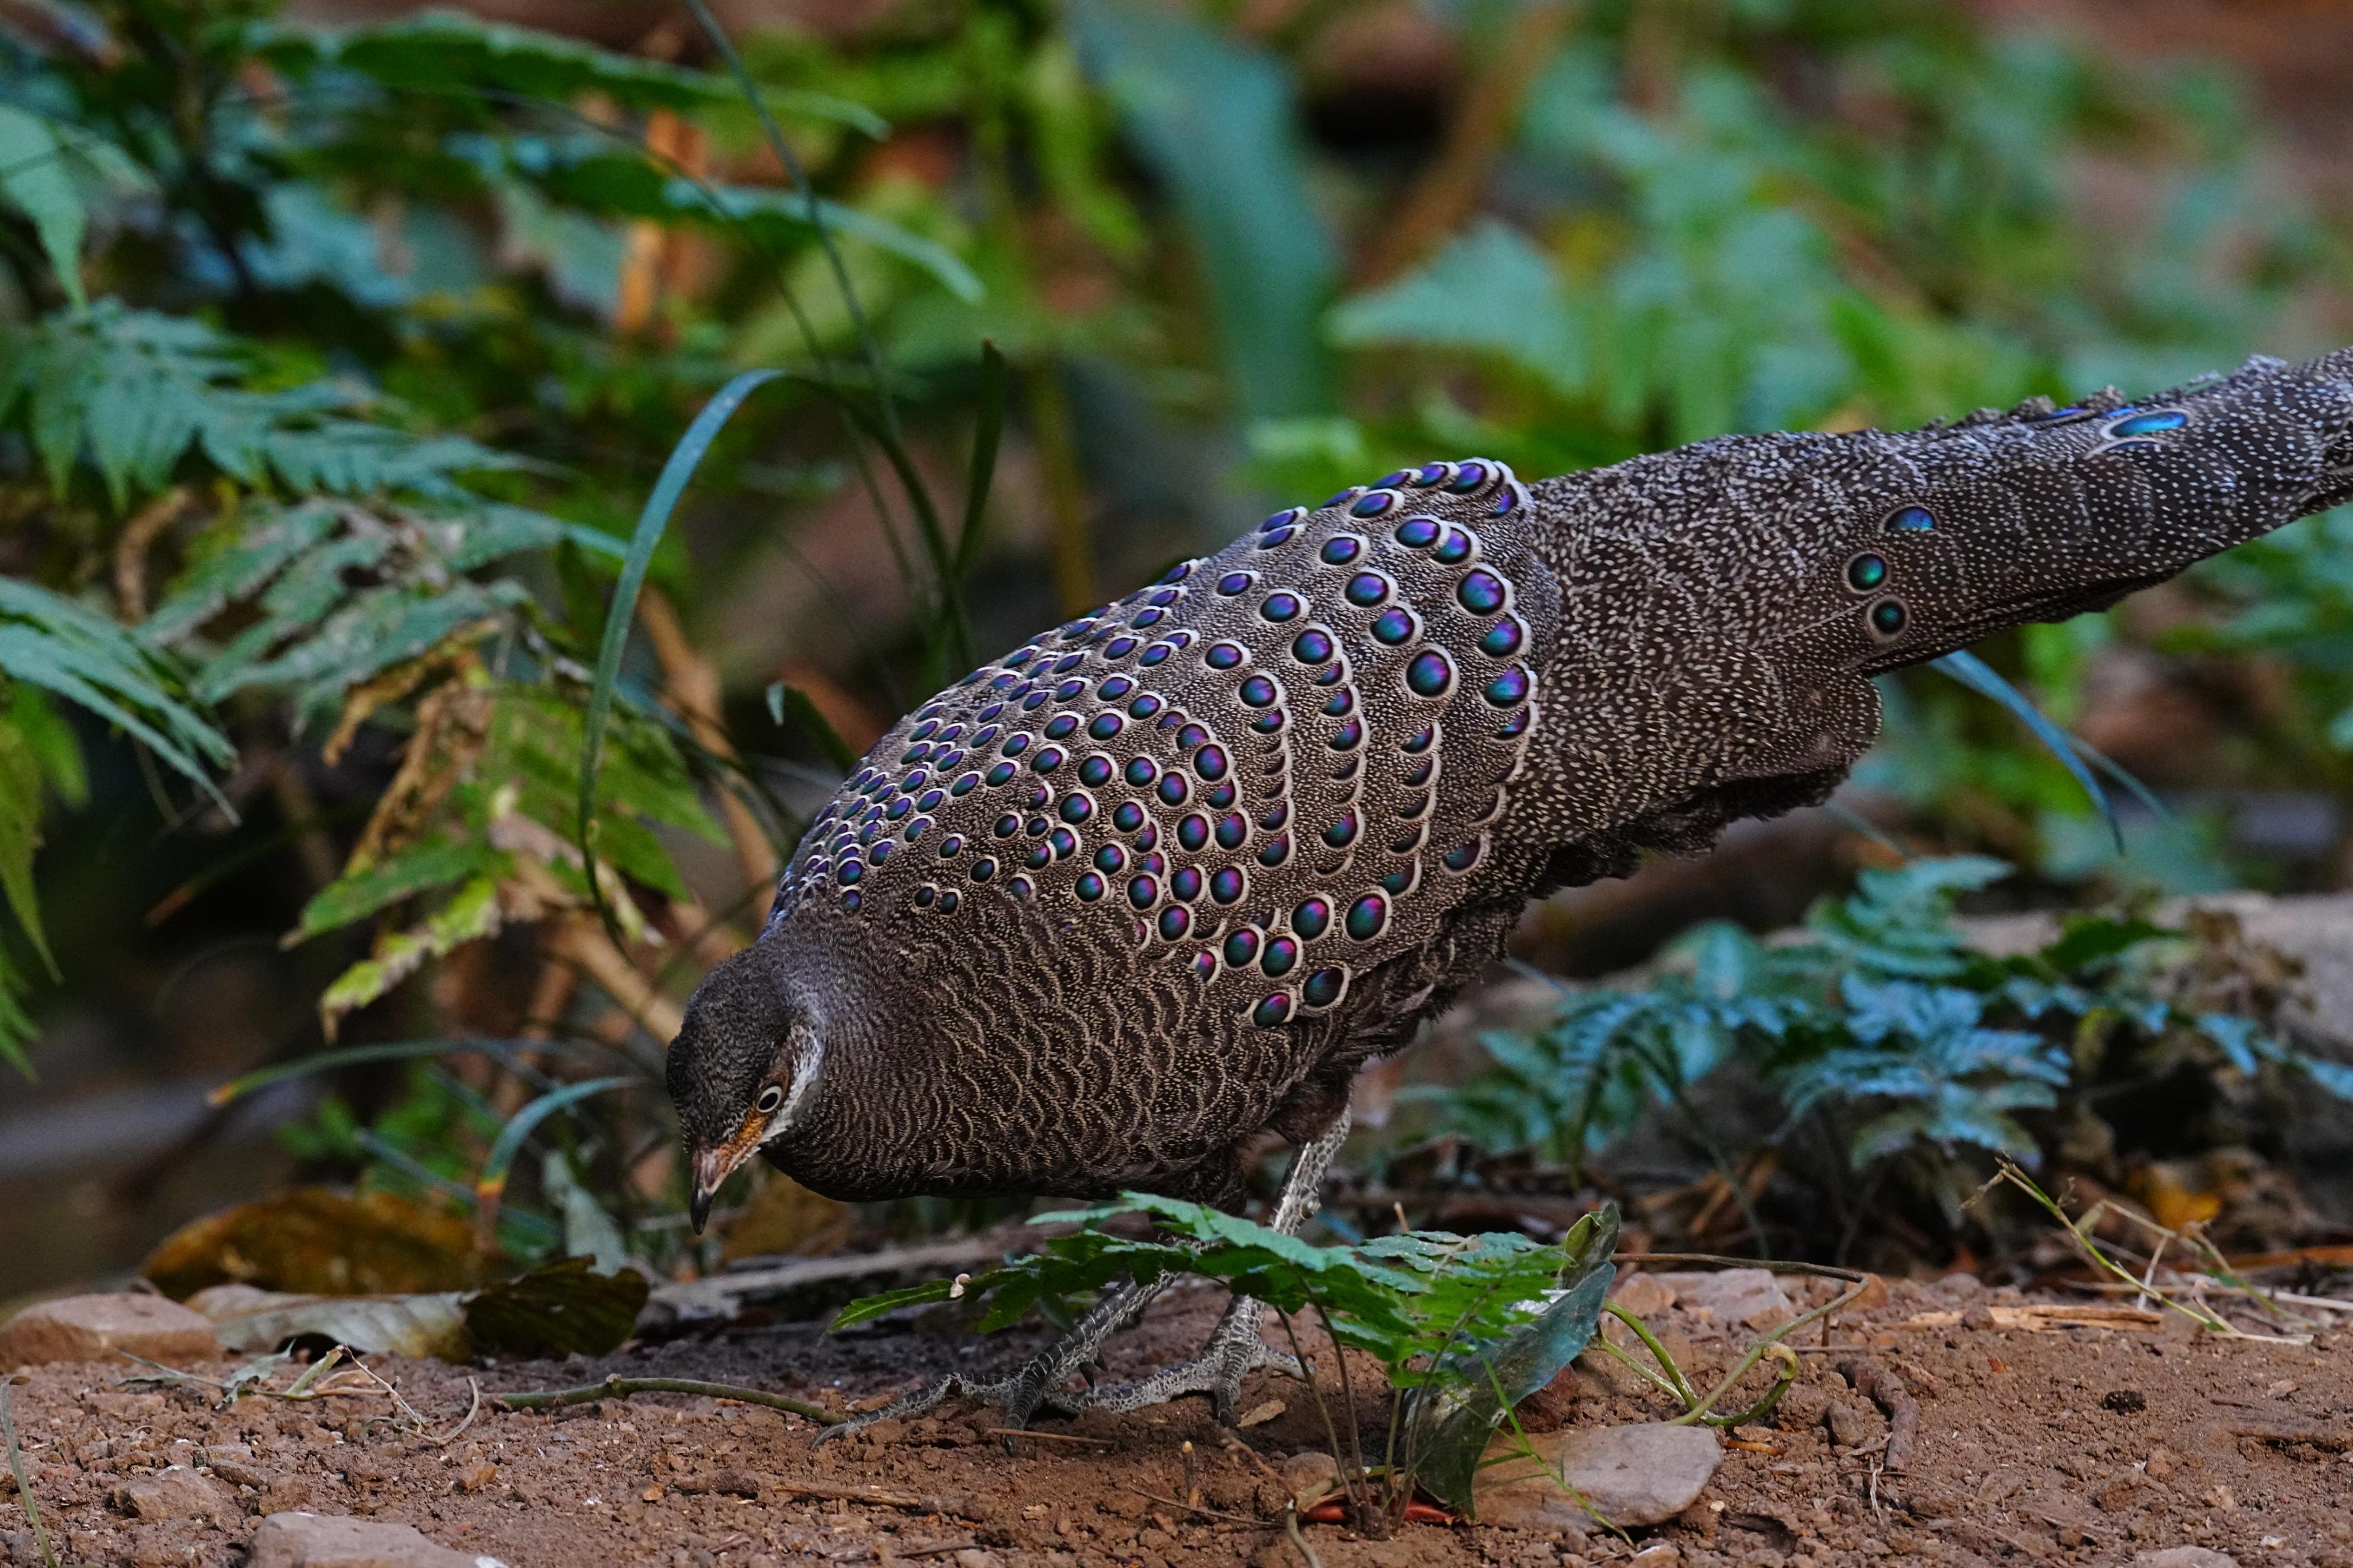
[7,1275,2351,1568]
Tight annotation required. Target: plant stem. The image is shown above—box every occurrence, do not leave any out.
[0,1383,58,1568]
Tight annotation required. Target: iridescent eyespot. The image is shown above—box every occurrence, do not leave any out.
[1130,608,1164,629]
[1443,839,1483,872]
[1089,713,1123,742]
[1215,813,1249,850]
[939,834,964,857]
[1258,833,1292,868]
[1125,756,1158,787]
[1485,667,1530,707]
[1321,812,1359,850]
[1431,527,1474,565]
[1868,598,1909,640]
[1139,644,1172,666]
[1446,460,1490,493]
[1177,814,1209,853]
[1177,723,1209,748]
[1002,733,1031,756]
[1157,774,1190,807]
[1322,689,1354,717]
[1099,676,1133,700]
[1374,469,1411,489]
[1302,968,1347,1009]
[993,814,1020,838]
[970,858,996,882]
[1031,747,1063,772]
[1059,793,1094,824]
[1395,516,1441,549]
[936,890,958,913]
[1225,928,1262,966]
[1044,714,1078,739]
[1345,892,1389,941]
[1075,872,1105,902]
[1194,745,1230,781]
[1239,675,1279,708]
[1846,553,1888,593]
[1104,637,1138,659]
[1371,608,1417,645]
[1210,866,1247,904]
[1127,875,1159,909]
[1345,573,1390,608]
[1291,628,1335,664]
[1457,570,1507,614]
[1258,526,1297,549]
[2109,409,2185,437]
[1130,693,1164,718]
[1885,505,1935,533]
[1206,642,1244,670]
[1322,488,1357,508]
[985,762,1016,787]
[1262,936,1300,977]
[1095,844,1127,874]
[1218,571,1255,595]
[1293,897,1332,940]
[1260,507,1306,533]
[1158,906,1191,940]
[1481,617,1525,658]
[1252,993,1294,1028]
[1024,845,1050,870]
[913,885,936,908]
[1261,593,1303,622]
[1170,866,1203,902]
[1321,535,1365,564]
[1113,801,1147,832]
[1414,463,1450,486]
[1050,827,1078,858]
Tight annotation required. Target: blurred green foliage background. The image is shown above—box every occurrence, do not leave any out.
[0,0,2348,1295]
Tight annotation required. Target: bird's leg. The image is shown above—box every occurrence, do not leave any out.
[814,1274,1173,1444]
[1070,1108,1352,1424]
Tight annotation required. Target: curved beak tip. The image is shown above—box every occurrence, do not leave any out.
[689,1187,714,1235]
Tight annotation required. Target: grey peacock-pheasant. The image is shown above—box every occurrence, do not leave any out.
[669,345,2353,1427]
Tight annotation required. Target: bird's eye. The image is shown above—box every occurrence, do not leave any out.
[755,1084,785,1115]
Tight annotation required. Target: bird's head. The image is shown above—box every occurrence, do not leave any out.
[665,939,827,1232]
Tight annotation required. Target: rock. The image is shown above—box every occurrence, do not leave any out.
[1960,1304,1996,1331]
[1609,1274,1676,1316]
[1648,1270,1792,1331]
[249,1512,509,1568]
[110,1467,239,1525]
[1824,1402,1874,1448]
[1280,1451,1341,1505]
[0,1293,220,1369]
[1476,1422,1722,1529]
[2135,1551,2238,1568]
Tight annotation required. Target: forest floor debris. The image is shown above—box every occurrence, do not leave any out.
[4,1274,2352,1567]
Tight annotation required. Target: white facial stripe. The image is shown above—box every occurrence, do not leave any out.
[763,1024,824,1144]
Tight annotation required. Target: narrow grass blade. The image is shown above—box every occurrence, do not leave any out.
[472,1075,635,1249]
[579,368,780,934]
[208,1035,620,1106]
[1931,650,2120,852]
[768,682,857,774]
[957,340,1007,580]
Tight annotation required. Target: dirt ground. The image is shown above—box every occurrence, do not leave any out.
[6,1273,2351,1568]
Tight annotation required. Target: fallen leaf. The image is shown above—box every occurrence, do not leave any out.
[189,1284,471,1360]
[144,1189,478,1300]
[1236,1400,1286,1428]
[463,1257,649,1357]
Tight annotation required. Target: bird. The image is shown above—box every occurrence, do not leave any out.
[667,345,2353,1429]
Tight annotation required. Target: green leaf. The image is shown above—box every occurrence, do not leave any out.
[1408,1206,1620,1515]
[291,839,501,942]
[580,370,779,930]
[0,105,88,307]
[0,713,56,982]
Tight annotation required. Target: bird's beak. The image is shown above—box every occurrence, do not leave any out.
[688,1139,751,1235]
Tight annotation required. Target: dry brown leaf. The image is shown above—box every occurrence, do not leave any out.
[142,1188,480,1300]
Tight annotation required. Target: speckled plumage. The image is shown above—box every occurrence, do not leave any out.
[671,348,2353,1216]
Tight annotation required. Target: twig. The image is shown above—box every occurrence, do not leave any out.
[1283,1505,1325,1568]
[983,1428,1113,1447]
[1837,1360,1917,1473]
[1122,1486,1264,1529]
[490,1374,838,1424]
[421,1379,483,1448]
[0,1382,58,1568]
[765,1480,982,1517]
